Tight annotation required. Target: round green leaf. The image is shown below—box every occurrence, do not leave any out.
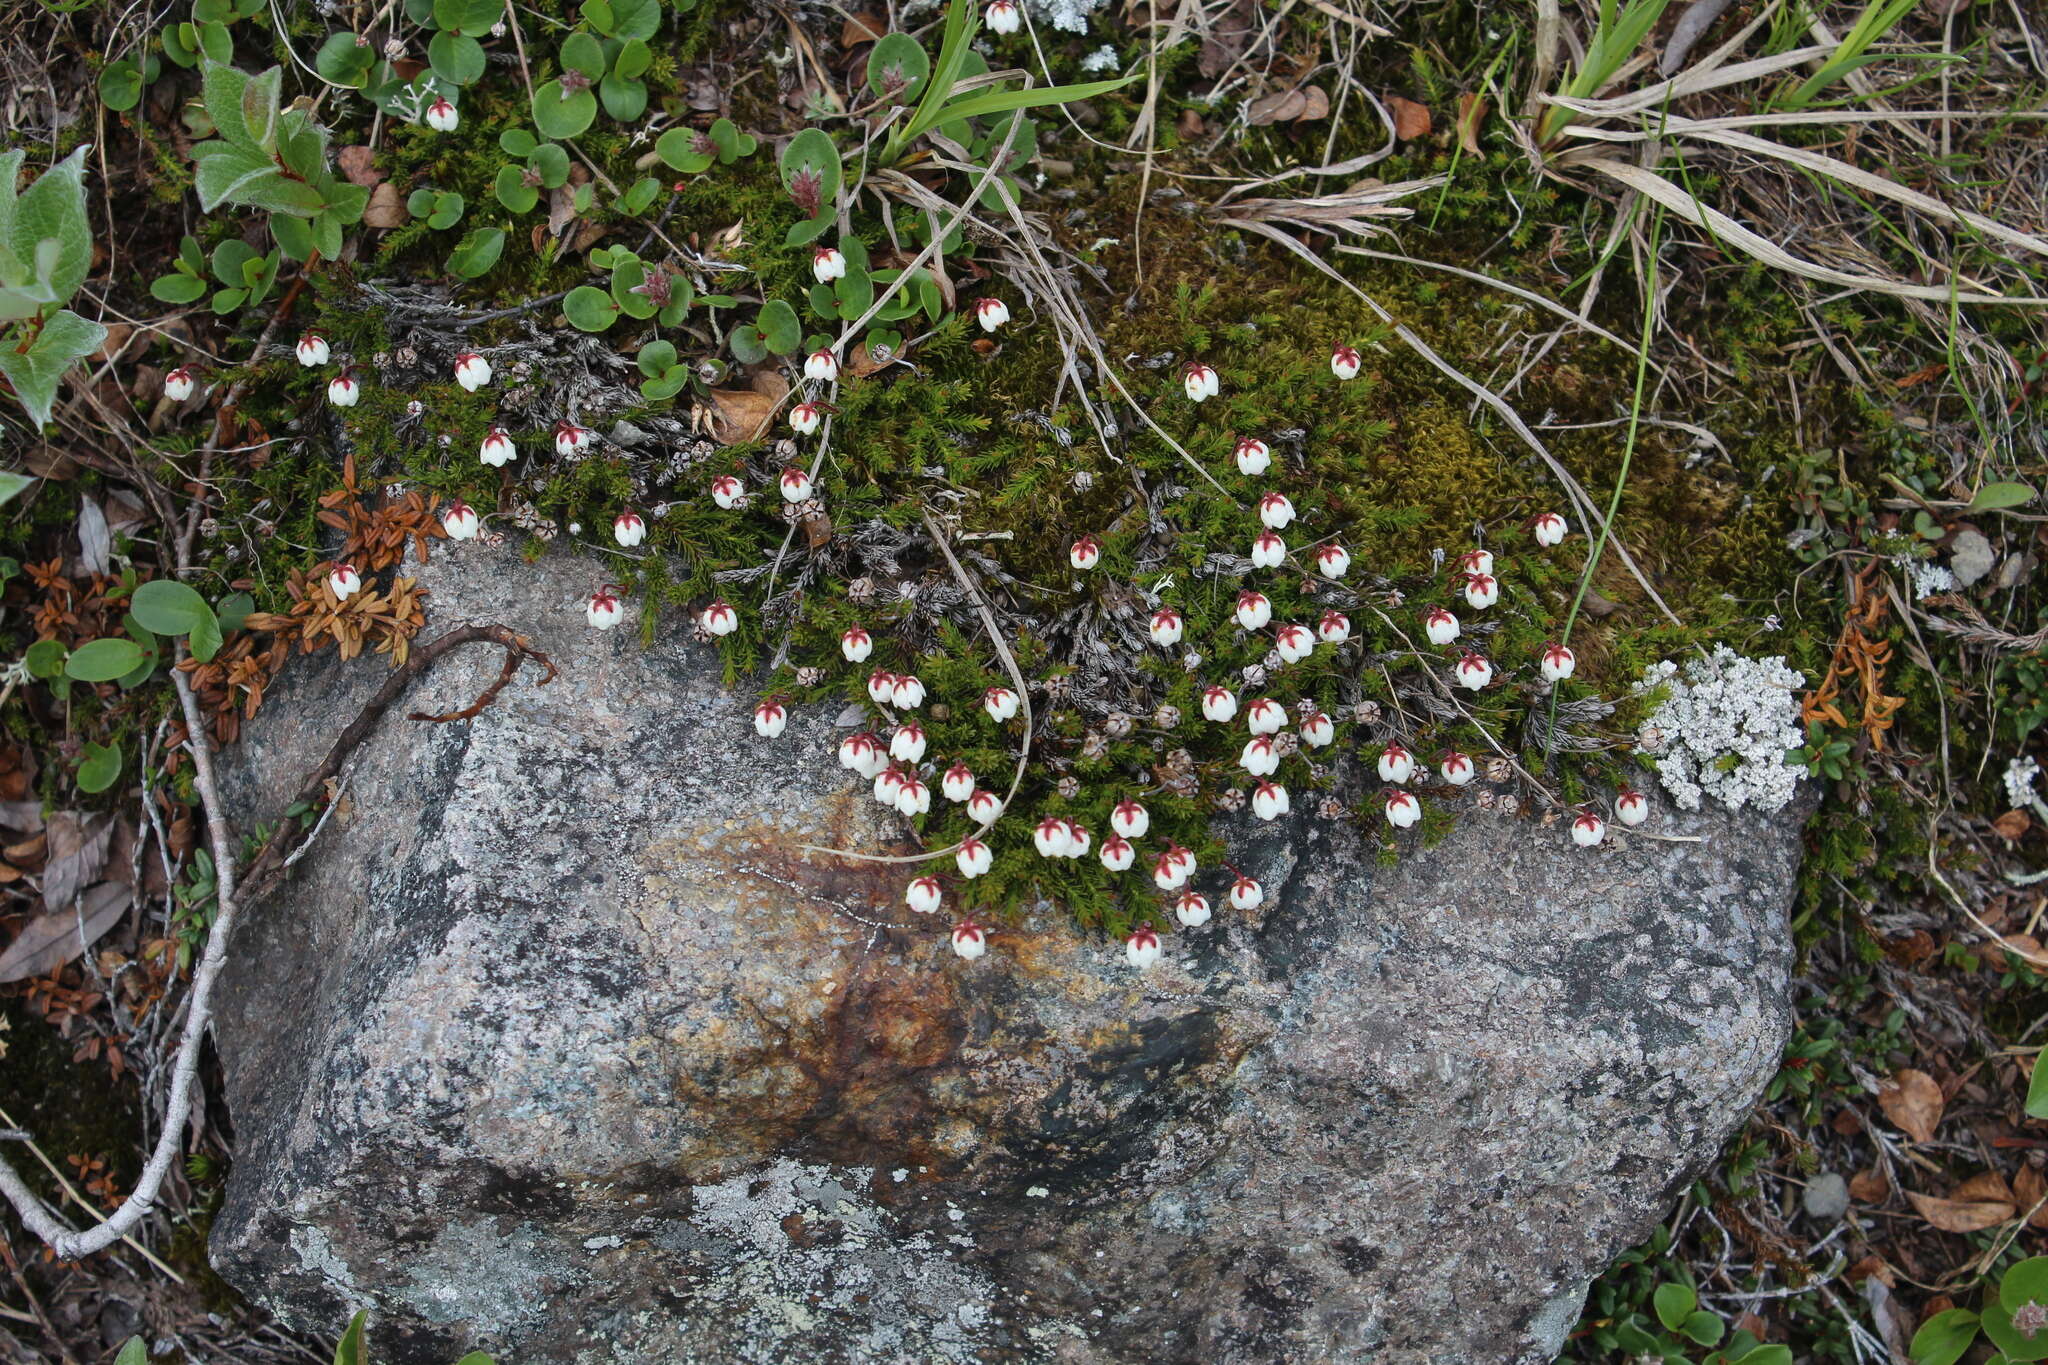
[64,637,145,683]
[76,741,121,794]
[1651,1283,1695,1333]
[1908,1308,1981,1365]
[866,32,929,104]
[407,187,439,218]
[428,194,465,229]
[655,127,714,174]
[727,319,767,365]
[2003,1259,2048,1316]
[560,31,606,77]
[1983,1298,2048,1363]
[446,227,506,279]
[434,0,504,32]
[532,80,597,140]
[779,128,842,214]
[531,143,570,187]
[563,285,621,332]
[615,37,652,80]
[494,166,539,213]
[271,214,316,262]
[599,73,647,122]
[756,299,801,354]
[23,639,67,680]
[499,127,538,157]
[314,32,374,88]
[636,339,678,377]
[151,272,209,304]
[130,578,213,636]
[99,59,146,111]
[428,30,486,85]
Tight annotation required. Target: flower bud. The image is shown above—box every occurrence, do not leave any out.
[956,838,993,878]
[423,96,458,132]
[453,352,492,391]
[754,700,788,738]
[1571,810,1606,847]
[1034,817,1073,858]
[951,918,988,959]
[779,467,814,503]
[1301,711,1333,747]
[1201,685,1238,723]
[1098,834,1135,872]
[942,763,976,802]
[1330,344,1362,381]
[1125,921,1163,969]
[1111,799,1149,839]
[1258,492,1295,529]
[1063,821,1091,859]
[1152,848,1189,891]
[1455,651,1492,690]
[803,349,839,382]
[812,246,847,283]
[1615,788,1649,826]
[1235,590,1273,630]
[1275,623,1313,664]
[1069,535,1101,571]
[1251,780,1290,821]
[1532,512,1568,547]
[1174,892,1210,927]
[328,562,362,600]
[983,686,1020,722]
[906,876,942,915]
[968,788,1004,823]
[1439,751,1474,786]
[1228,875,1263,911]
[1234,437,1271,476]
[586,586,623,630]
[1149,608,1183,646]
[1384,789,1420,828]
[1317,609,1350,644]
[710,474,744,508]
[326,373,357,407]
[1539,643,1576,683]
[296,333,329,367]
[1457,548,1494,577]
[1422,606,1459,647]
[1462,572,1499,610]
[975,297,1011,331]
[1245,697,1286,734]
[1316,544,1351,579]
[840,626,872,662]
[789,402,822,436]
[700,599,738,635]
[613,510,646,547]
[441,500,479,540]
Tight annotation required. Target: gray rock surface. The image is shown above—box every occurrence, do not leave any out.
[209,548,1805,1365]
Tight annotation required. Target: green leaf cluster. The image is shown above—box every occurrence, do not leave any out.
[190,61,370,261]
[0,145,108,430]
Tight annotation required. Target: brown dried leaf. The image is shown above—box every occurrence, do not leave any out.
[362,182,406,230]
[840,12,885,45]
[1878,1068,1943,1144]
[43,812,112,911]
[1296,85,1330,122]
[1905,1189,2014,1233]
[1994,808,2032,840]
[706,388,782,445]
[2013,1164,2048,1228]
[1954,1170,2015,1204]
[0,882,132,983]
[1455,93,1489,155]
[1386,94,1431,140]
[1849,1167,1890,1203]
[337,144,384,188]
[1247,89,1308,126]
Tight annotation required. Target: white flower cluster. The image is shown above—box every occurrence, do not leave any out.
[1635,647,1808,813]
[2005,754,2042,812]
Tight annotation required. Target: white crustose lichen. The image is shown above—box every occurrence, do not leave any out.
[1636,646,1809,814]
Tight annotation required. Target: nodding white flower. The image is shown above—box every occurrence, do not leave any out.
[1175,892,1211,927]
[441,500,479,540]
[1330,343,1362,381]
[1317,610,1351,644]
[1384,789,1421,829]
[1064,821,1092,858]
[1539,642,1576,683]
[1275,623,1314,664]
[325,372,357,407]
[1167,843,1195,874]
[1457,548,1494,577]
[1152,848,1190,891]
[1532,512,1569,547]
[789,402,822,436]
[453,351,491,391]
[424,95,458,132]
[1099,834,1135,871]
[983,685,1020,722]
[1571,809,1606,847]
[1246,697,1287,734]
[803,348,839,382]
[710,474,744,508]
[1234,437,1272,476]
[1251,780,1290,821]
[956,838,993,878]
[1455,651,1493,690]
[586,585,623,630]
[906,876,942,915]
[1439,751,1475,786]
[812,246,847,283]
[554,421,591,457]
[1462,572,1500,610]
[1251,530,1287,569]
[478,426,515,467]
[975,297,1011,331]
[754,699,788,738]
[295,333,329,367]
[700,599,738,636]
[890,722,927,763]
[891,674,926,709]
[942,763,976,802]
[1111,799,1149,839]
[328,562,363,600]
[1235,590,1273,630]
[780,467,814,503]
[1070,535,1101,571]
[1615,787,1650,826]
[951,918,988,959]
[1034,816,1074,859]
[1182,361,1219,402]
[840,626,872,662]
[1126,921,1163,969]
[613,510,646,547]
[1316,544,1351,579]
[895,775,931,817]
[838,732,883,774]
[874,764,907,806]
[1258,492,1295,530]
[1149,608,1184,647]
[1202,685,1239,723]
[985,0,1021,35]
[1422,606,1459,647]
[867,669,898,704]
[968,788,1004,824]
[1301,711,1334,747]
[1241,735,1280,777]
[1378,743,1415,785]
[1228,875,1263,911]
